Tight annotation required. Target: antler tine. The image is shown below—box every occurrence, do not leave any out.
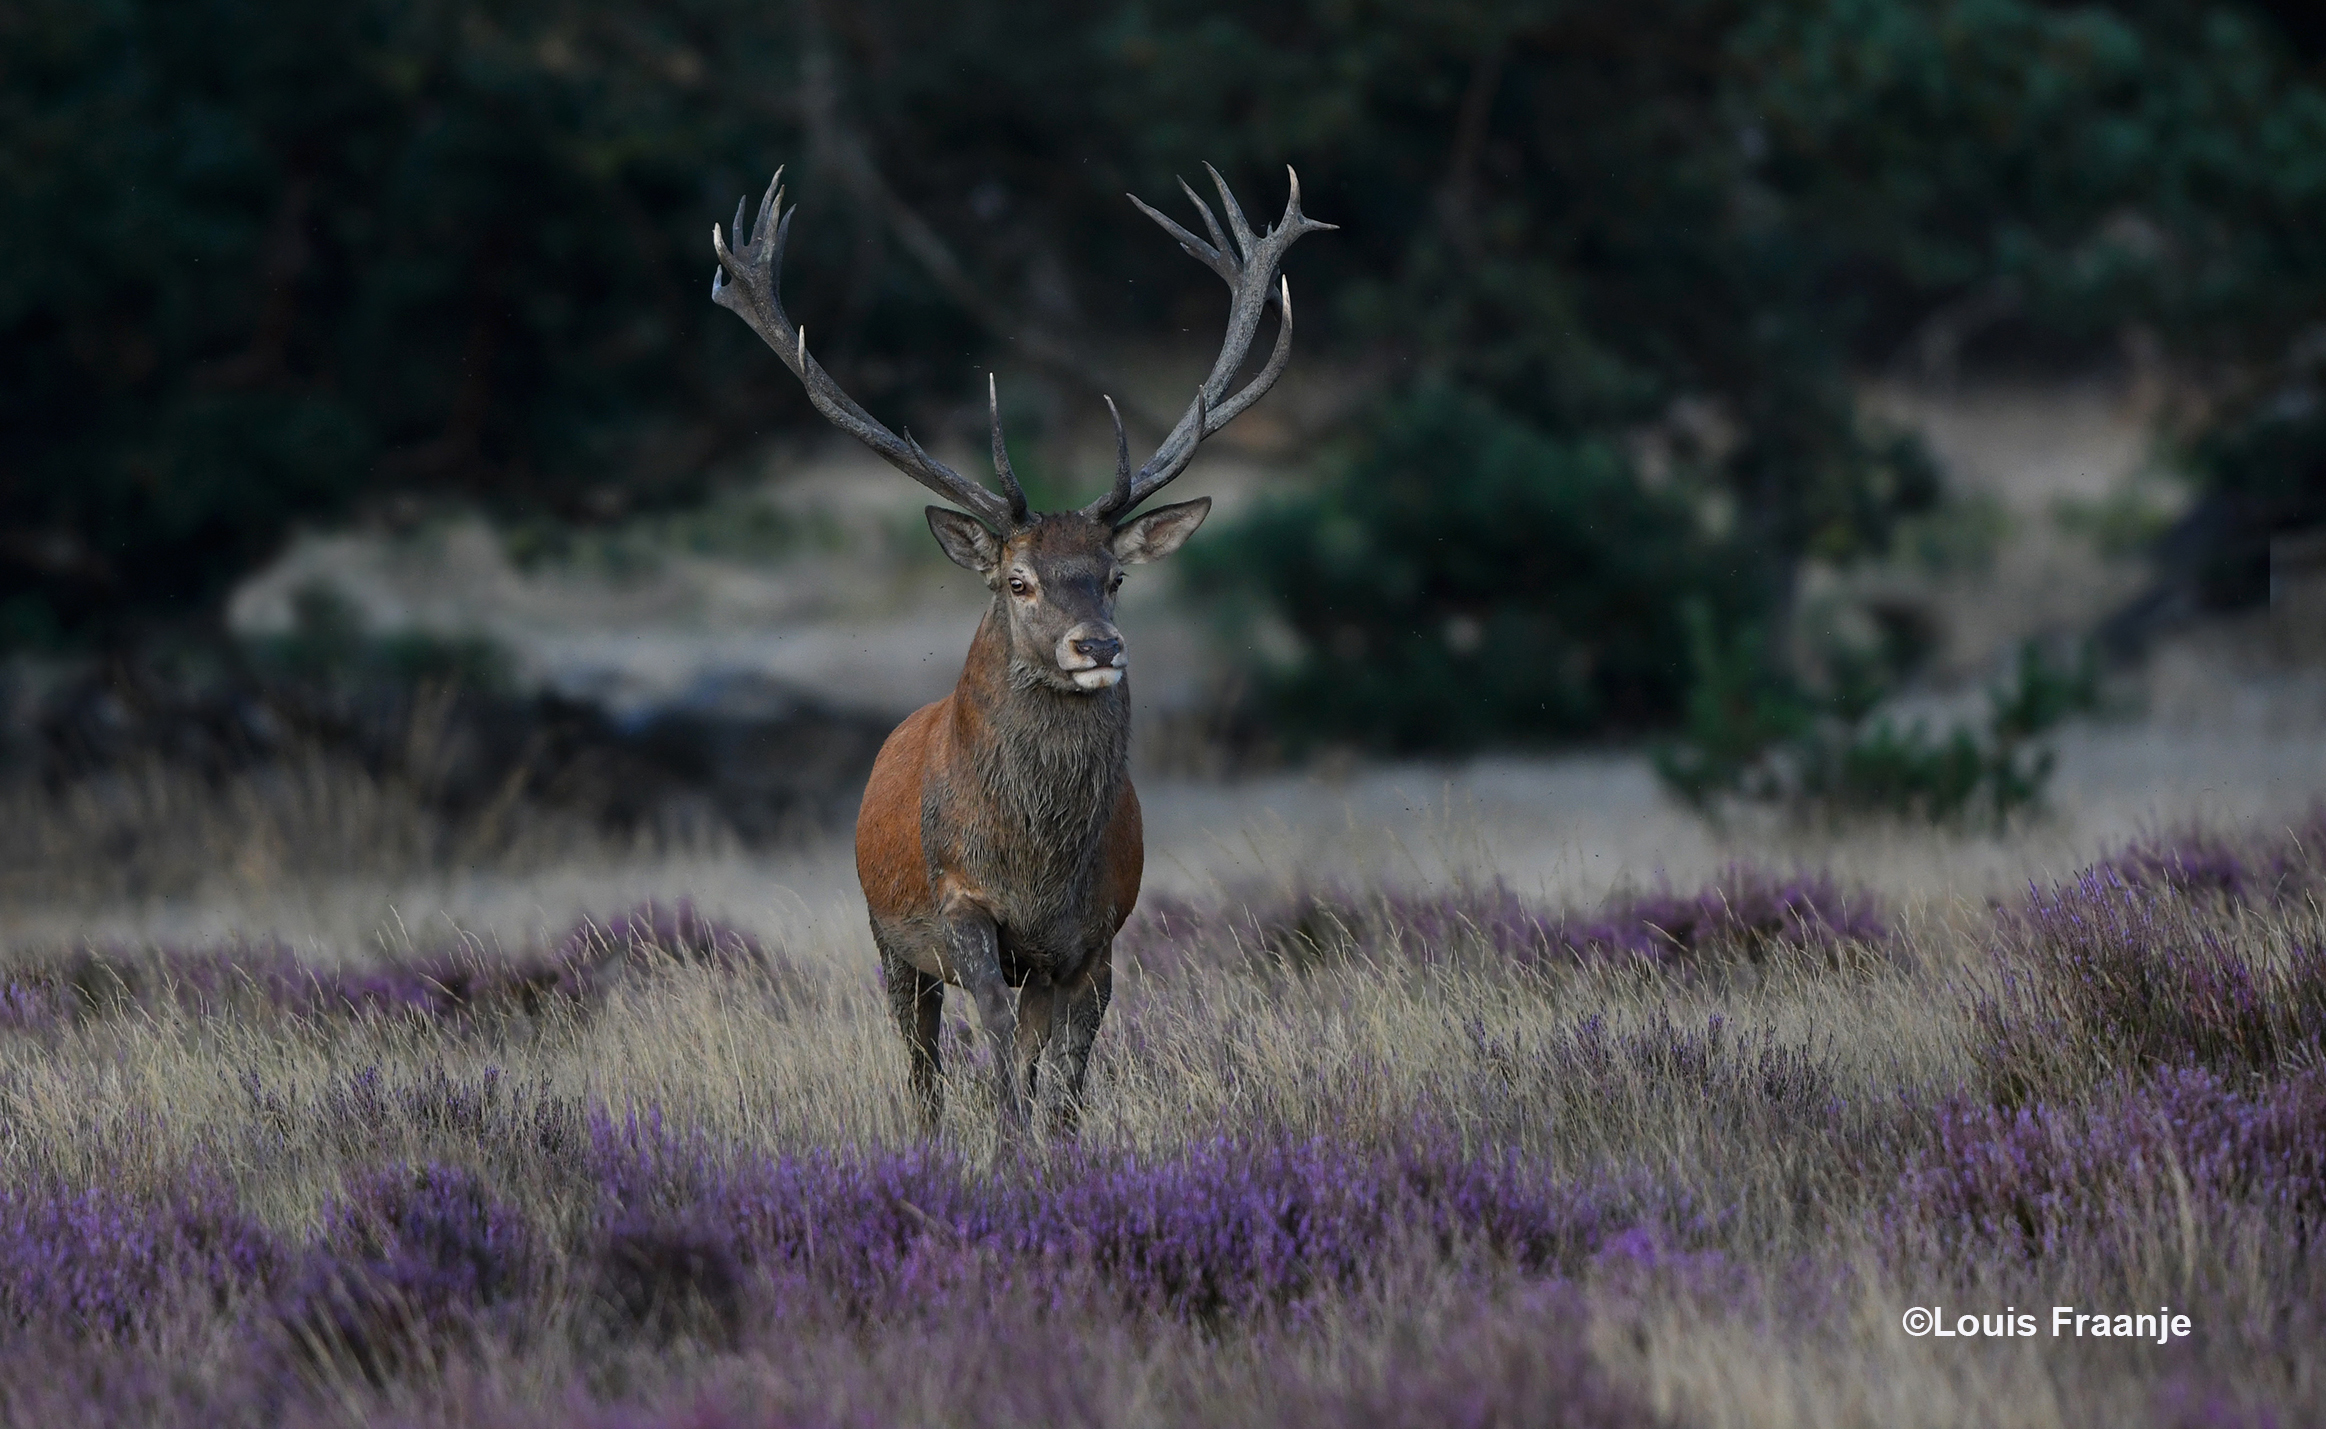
[768,203,795,290]
[1279,164,1338,236]
[1202,162,1257,263]
[753,169,782,243]
[1128,192,1236,288]
[1177,176,1234,270]
[1099,395,1133,515]
[712,171,1016,528]
[987,373,1030,522]
[1086,167,1330,521]
[1105,386,1211,509]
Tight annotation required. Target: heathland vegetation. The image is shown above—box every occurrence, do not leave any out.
[6,7,2325,1420]
[0,806,2320,1425]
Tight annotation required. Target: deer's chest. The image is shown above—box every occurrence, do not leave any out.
[929,760,1120,966]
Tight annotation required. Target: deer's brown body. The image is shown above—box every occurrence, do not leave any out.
[856,574,1146,1131]
[710,162,1328,1133]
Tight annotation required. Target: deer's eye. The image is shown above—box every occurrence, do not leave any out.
[1108,574,1124,593]
[1007,575,1030,597]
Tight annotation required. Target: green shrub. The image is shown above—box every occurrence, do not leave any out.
[247,585,512,696]
[1656,630,2102,827]
[2182,397,2326,608]
[1188,386,1758,752]
[1651,607,1814,809]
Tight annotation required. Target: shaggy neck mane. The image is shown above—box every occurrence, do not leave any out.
[956,603,1129,848]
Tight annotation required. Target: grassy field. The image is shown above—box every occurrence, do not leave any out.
[1,738,2322,1427]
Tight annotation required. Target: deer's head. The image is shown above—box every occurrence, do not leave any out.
[928,501,1207,695]
[711,163,1331,696]
[921,374,1217,693]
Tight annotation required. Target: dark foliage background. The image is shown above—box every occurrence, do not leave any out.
[1186,386,1769,750]
[4,0,2322,744]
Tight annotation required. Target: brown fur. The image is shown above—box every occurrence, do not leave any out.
[856,513,1186,1135]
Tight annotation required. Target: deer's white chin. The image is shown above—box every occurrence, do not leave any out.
[1069,668,1125,691]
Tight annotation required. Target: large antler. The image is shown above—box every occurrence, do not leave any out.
[1083,165,1336,522]
[712,169,1027,528]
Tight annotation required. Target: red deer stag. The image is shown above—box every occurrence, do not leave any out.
[711,164,1331,1134]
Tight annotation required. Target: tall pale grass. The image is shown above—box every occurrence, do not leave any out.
[2,734,2322,1426]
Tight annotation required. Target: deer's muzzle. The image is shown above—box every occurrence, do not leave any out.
[1056,624,1127,691]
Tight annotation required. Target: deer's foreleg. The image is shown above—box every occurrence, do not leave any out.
[1046,944,1114,1138]
[877,932,944,1133]
[942,909,1027,1130]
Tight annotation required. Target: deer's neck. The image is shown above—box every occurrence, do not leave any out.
[951,605,1130,846]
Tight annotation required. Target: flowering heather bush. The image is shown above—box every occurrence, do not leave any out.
[411,1287,1667,1429]
[0,899,774,1034]
[588,1110,1672,1323]
[1972,868,2326,1102]
[0,1174,279,1340]
[282,1163,539,1383]
[296,1066,590,1167]
[555,899,765,971]
[0,940,575,1031]
[1891,1066,2326,1265]
[1288,1283,1669,1429]
[1123,864,1885,978]
[0,1115,1683,1421]
[0,1342,286,1429]
[593,1217,746,1349]
[1565,864,1887,962]
[2094,808,2326,907]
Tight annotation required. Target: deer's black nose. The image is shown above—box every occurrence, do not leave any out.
[1073,635,1123,667]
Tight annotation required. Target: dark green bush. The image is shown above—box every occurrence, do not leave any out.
[1189,387,1757,752]
[246,586,513,696]
[1651,608,1815,810]
[1656,631,2102,827]
[2179,397,2326,608]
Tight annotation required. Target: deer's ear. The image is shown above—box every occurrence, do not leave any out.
[1110,497,1211,565]
[927,507,1002,572]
